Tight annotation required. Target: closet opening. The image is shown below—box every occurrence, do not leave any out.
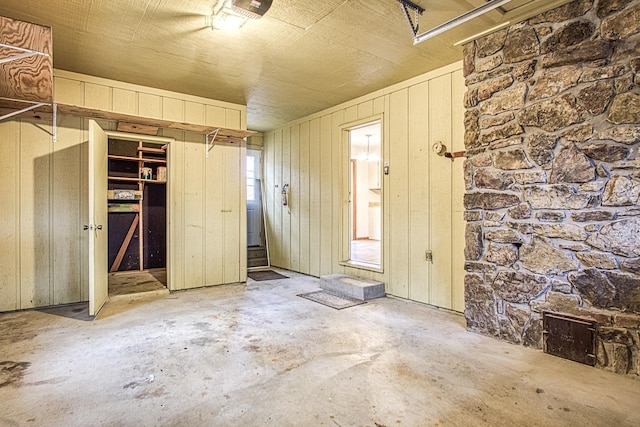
[106,134,169,297]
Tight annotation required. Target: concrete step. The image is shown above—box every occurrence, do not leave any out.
[320,274,385,301]
[248,257,268,267]
[248,247,267,259]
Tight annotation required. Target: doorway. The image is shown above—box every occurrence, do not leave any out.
[247,148,269,269]
[348,121,382,267]
[106,133,169,297]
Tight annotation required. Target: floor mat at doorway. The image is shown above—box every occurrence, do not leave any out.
[248,270,289,281]
[297,290,366,310]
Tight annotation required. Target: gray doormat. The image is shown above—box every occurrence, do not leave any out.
[248,270,289,281]
[297,290,366,310]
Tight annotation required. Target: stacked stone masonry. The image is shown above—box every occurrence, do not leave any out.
[463,0,640,375]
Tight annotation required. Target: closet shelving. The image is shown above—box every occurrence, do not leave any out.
[108,140,167,272]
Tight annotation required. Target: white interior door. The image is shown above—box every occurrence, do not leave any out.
[88,120,108,316]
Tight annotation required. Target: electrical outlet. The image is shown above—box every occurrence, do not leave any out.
[425,250,433,262]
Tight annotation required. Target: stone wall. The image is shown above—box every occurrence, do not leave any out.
[462,0,640,375]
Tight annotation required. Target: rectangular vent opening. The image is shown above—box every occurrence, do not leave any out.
[543,312,596,366]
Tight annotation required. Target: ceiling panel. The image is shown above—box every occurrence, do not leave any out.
[0,0,572,131]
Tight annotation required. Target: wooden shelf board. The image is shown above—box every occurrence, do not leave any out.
[108,176,166,184]
[138,146,166,153]
[0,16,53,104]
[0,100,255,143]
[108,176,140,182]
[57,103,255,141]
[108,154,166,163]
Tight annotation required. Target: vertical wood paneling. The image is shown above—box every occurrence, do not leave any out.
[308,119,321,277]
[162,98,185,122]
[381,95,391,279]
[272,130,283,266]
[331,111,344,267]
[388,89,410,299]
[408,82,431,304]
[373,97,385,115]
[182,139,205,288]
[263,132,275,267]
[225,109,241,130]
[319,115,333,276]
[239,142,247,281]
[164,130,184,291]
[344,106,358,124]
[205,105,226,127]
[298,122,310,274]
[84,83,112,111]
[112,88,137,115]
[185,102,205,125]
[290,125,300,271]
[223,143,241,283]
[54,77,84,105]
[205,141,224,286]
[429,74,453,309]
[0,120,20,311]
[340,126,350,262]
[258,62,465,311]
[1,71,248,312]
[451,69,466,312]
[281,127,291,269]
[20,121,52,308]
[139,93,162,118]
[52,116,83,304]
[357,101,374,119]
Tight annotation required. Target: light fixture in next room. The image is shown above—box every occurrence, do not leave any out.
[210,0,273,31]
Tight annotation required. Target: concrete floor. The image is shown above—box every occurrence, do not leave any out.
[1,270,638,427]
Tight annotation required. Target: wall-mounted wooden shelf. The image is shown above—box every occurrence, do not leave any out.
[58,103,255,143]
[0,16,53,124]
[0,16,53,103]
[108,176,167,184]
[108,154,166,164]
[0,99,255,145]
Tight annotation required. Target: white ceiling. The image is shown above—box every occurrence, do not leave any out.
[0,0,569,131]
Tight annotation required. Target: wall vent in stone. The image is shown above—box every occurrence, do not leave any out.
[543,312,596,366]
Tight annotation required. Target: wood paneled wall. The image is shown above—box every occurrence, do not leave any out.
[0,71,246,312]
[263,62,466,312]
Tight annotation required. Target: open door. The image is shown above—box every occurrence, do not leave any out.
[88,120,108,316]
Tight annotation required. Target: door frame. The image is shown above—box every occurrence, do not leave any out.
[339,115,384,272]
[246,148,264,248]
[104,130,175,291]
[246,147,271,271]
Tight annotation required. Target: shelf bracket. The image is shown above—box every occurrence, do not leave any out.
[52,103,57,143]
[0,42,50,65]
[0,98,48,121]
[206,128,220,157]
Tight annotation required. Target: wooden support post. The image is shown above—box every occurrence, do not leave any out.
[110,214,139,272]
